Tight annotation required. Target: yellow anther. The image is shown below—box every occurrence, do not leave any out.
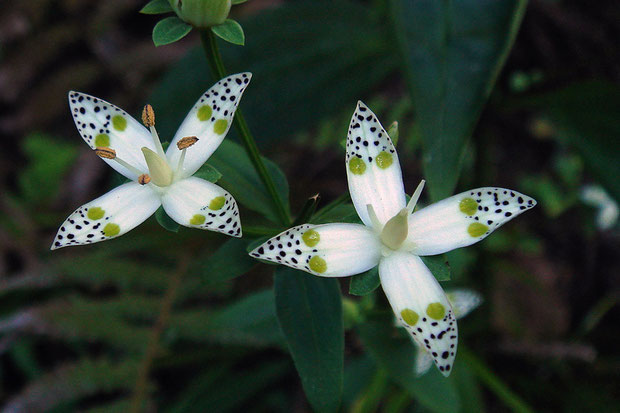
[142,104,155,127]
[95,147,116,159]
[138,174,151,185]
[177,136,199,150]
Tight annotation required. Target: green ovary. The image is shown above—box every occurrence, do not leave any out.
[87,207,105,220]
[467,222,488,237]
[197,105,213,121]
[349,157,366,175]
[103,223,120,237]
[94,134,110,147]
[213,119,228,135]
[400,309,419,326]
[209,196,225,210]
[112,115,127,131]
[459,197,478,215]
[302,229,320,247]
[190,214,206,225]
[375,151,393,169]
[309,256,327,273]
[426,302,446,320]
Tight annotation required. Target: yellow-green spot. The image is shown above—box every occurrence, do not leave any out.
[376,151,393,169]
[349,157,366,175]
[103,223,120,237]
[459,197,478,216]
[111,115,127,131]
[309,256,327,274]
[426,302,446,320]
[467,222,488,237]
[87,207,105,220]
[302,229,320,247]
[190,214,206,225]
[94,133,110,147]
[400,309,419,326]
[209,196,225,210]
[213,119,228,135]
[197,105,213,121]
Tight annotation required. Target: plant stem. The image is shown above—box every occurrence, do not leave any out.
[130,254,190,413]
[200,30,290,226]
[460,347,535,413]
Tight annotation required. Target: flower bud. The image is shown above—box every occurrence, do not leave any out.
[169,0,232,28]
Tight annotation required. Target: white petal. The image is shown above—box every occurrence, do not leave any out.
[346,101,406,227]
[51,182,160,249]
[68,91,154,180]
[249,223,381,277]
[415,348,434,377]
[446,289,483,319]
[161,177,241,237]
[166,73,252,177]
[407,187,536,256]
[379,252,457,376]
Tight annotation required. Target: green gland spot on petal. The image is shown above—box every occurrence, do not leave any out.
[459,197,478,216]
[213,119,228,135]
[467,222,488,237]
[426,302,446,320]
[103,223,120,237]
[94,133,110,147]
[112,115,127,131]
[209,196,226,210]
[190,214,206,225]
[302,229,320,247]
[87,207,105,220]
[197,105,213,121]
[349,157,366,175]
[309,256,327,273]
[375,151,393,169]
[400,308,419,326]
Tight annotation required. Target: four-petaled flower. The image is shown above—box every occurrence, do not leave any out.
[51,73,252,249]
[250,102,536,376]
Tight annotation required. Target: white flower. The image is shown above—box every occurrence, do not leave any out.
[410,289,483,376]
[51,73,252,249]
[249,102,536,376]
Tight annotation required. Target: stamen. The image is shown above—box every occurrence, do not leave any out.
[406,179,426,213]
[138,174,151,185]
[94,147,144,177]
[177,136,198,150]
[366,204,382,232]
[95,147,116,159]
[142,104,166,158]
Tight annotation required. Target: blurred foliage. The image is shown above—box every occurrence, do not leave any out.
[0,0,619,412]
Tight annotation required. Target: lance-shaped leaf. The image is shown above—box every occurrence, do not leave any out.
[392,0,528,200]
[274,267,343,413]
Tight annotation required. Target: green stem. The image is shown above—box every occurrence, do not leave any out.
[292,194,320,226]
[460,347,534,413]
[200,30,290,226]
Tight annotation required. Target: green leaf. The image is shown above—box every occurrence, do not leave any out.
[194,238,256,285]
[349,266,380,296]
[211,19,245,46]
[209,140,290,223]
[421,254,451,281]
[357,315,460,413]
[232,0,247,4]
[155,206,180,232]
[274,267,343,413]
[392,0,527,200]
[193,163,222,183]
[140,0,173,14]
[152,16,192,46]
[522,81,620,203]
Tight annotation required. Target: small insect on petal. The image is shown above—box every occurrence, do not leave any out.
[177,136,199,150]
[95,147,116,159]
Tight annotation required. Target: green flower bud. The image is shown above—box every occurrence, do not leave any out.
[169,0,232,28]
